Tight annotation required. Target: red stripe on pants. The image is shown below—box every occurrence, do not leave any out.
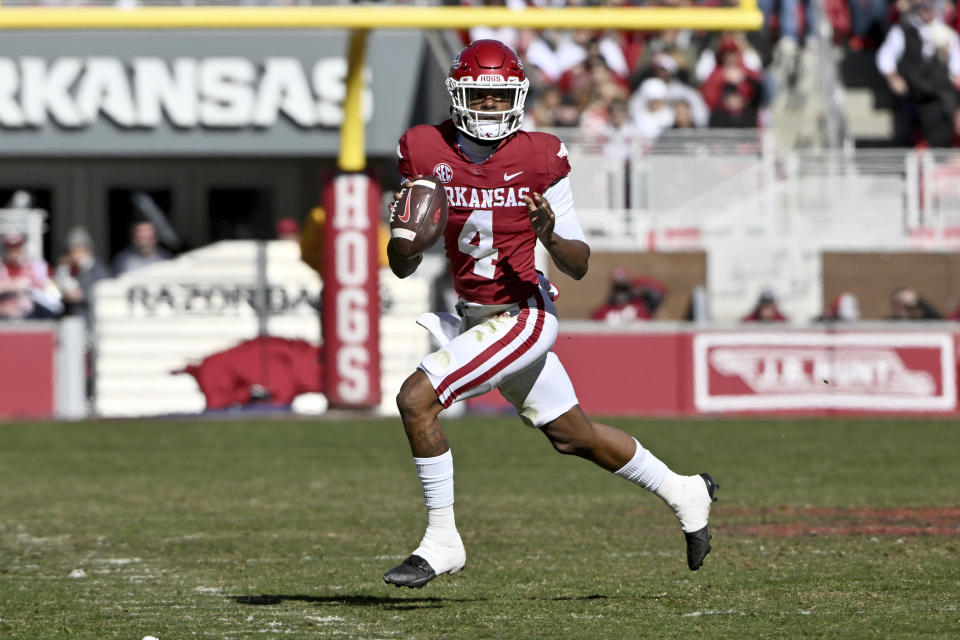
[438,291,546,407]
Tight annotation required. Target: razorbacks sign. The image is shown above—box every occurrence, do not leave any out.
[126,283,318,315]
[321,173,381,408]
[693,332,958,412]
[0,56,369,129]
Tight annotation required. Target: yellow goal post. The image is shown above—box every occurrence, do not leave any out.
[0,3,764,170]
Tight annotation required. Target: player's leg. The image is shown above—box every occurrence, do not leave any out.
[498,353,718,570]
[383,370,466,588]
[385,289,558,587]
[540,406,718,570]
[396,369,449,458]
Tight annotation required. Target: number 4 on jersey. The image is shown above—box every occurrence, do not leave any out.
[457,209,498,279]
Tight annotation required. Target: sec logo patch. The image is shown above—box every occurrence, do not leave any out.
[433,163,454,184]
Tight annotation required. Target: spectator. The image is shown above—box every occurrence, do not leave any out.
[888,286,943,319]
[742,288,789,323]
[815,291,861,322]
[523,30,590,84]
[559,42,627,111]
[848,0,889,46]
[553,94,582,127]
[0,231,63,320]
[55,226,111,328]
[526,85,565,128]
[695,32,765,87]
[579,63,630,136]
[276,217,300,242]
[876,0,960,147]
[558,57,598,111]
[112,220,172,275]
[633,53,710,128]
[597,97,643,160]
[587,33,631,81]
[709,84,758,127]
[673,99,697,129]
[630,78,676,139]
[755,0,814,56]
[630,31,698,92]
[632,275,668,318]
[700,36,765,122]
[590,267,652,323]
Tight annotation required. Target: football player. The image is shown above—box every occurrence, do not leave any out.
[383,40,718,588]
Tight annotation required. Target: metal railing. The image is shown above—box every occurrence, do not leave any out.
[546,127,960,320]
[549,128,960,252]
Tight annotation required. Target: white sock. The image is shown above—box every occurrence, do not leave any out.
[615,438,710,532]
[410,451,464,572]
[414,450,454,508]
[614,438,668,491]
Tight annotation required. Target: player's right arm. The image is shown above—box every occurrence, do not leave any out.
[386,178,425,278]
[388,133,425,279]
[387,239,422,279]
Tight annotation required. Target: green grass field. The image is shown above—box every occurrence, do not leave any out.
[1,416,958,639]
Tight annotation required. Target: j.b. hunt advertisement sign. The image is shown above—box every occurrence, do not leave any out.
[693,331,957,412]
[0,30,422,156]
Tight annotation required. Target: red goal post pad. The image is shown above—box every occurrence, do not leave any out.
[321,173,382,410]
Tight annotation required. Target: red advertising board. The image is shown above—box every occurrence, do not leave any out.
[466,326,958,417]
[553,331,693,415]
[321,173,381,408]
[0,328,55,419]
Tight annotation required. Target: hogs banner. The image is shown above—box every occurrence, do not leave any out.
[321,173,381,408]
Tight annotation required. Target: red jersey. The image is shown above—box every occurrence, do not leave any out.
[397,120,570,305]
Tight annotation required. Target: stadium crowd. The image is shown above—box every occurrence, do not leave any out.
[6,0,960,145]
[587,265,960,322]
[0,219,167,323]
[461,0,960,147]
[468,0,775,139]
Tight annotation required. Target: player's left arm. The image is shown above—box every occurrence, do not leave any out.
[523,177,590,280]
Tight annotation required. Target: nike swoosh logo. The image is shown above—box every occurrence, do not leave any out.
[503,171,524,182]
[397,191,412,223]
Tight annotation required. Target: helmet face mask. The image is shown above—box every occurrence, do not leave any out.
[447,40,530,141]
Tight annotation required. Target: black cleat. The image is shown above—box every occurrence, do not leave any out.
[685,473,719,571]
[383,554,437,589]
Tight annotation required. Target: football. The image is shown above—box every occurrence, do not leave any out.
[390,176,448,259]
